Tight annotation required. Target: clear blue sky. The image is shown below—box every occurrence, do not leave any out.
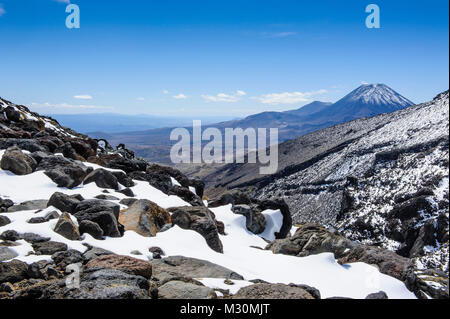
[0,0,448,116]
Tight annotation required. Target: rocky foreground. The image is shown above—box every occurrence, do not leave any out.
[0,97,447,299]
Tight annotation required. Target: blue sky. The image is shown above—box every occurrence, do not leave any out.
[0,0,448,116]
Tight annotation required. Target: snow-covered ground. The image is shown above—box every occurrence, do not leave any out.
[0,157,416,299]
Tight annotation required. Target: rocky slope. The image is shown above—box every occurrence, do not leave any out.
[198,90,449,289]
[0,96,446,299]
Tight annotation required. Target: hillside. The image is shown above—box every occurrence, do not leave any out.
[193,90,449,280]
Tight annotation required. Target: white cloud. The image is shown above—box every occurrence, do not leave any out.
[253,89,327,105]
[361,81,369,85]
[136,97,145,101]
[202,90,247,103]
[173,94,188,100]
[261,31,297,38]
[0,4,6,17]
[163,90,169,94]
[31,102,113,110]
[73,95,93,100]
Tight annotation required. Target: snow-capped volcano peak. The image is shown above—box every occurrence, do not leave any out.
[342,83,414,107]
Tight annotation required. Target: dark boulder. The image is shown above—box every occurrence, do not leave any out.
[20,233,50,244]
[0,146,37,175]
[409,219,436,258]
[257,199,292,239]
[365,291,388,299]
[389,196,434,221]
[73,199,122,237]
[147,164,190,188]
[118,187,135,197]
[169,206,223,253]
[189,178,205,198]
[4,106,21,122]
[338,245,412,282]
[0,198,14,212]
[208,190,252,208]
[149,247,165,259]
[27,216,47,224]
[0,215,11,226]
[0,230,20,241]
[79,220,104,240]
[29,151,51,165]
[53,212,80,240]
[231,283,317,299]
[0,138,48,153]
[37,155,91,189]
[169,185,203,206]
[95,194,120,200]
[128,170,171,193]
[32,241,68,255]
[27,262,46,279]
[83,168,119,190]
[112,171,135,188]
[47,192,83,214]
[0,260,29,284]
[51,249,85,268]
[232,204,266,234]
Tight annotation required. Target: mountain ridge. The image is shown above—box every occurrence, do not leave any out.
[89,84,415,164]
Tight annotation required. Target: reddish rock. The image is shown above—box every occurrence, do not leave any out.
[85,254,153,279]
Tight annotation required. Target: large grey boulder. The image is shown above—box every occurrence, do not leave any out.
[0,146,37,175]
[151,256,243,282]
[267,223,356,258]
[8,199,49,212]
[158,280,217,299]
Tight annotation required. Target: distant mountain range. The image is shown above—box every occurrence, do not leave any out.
[48,113,238,134]
[89,84,414,163]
